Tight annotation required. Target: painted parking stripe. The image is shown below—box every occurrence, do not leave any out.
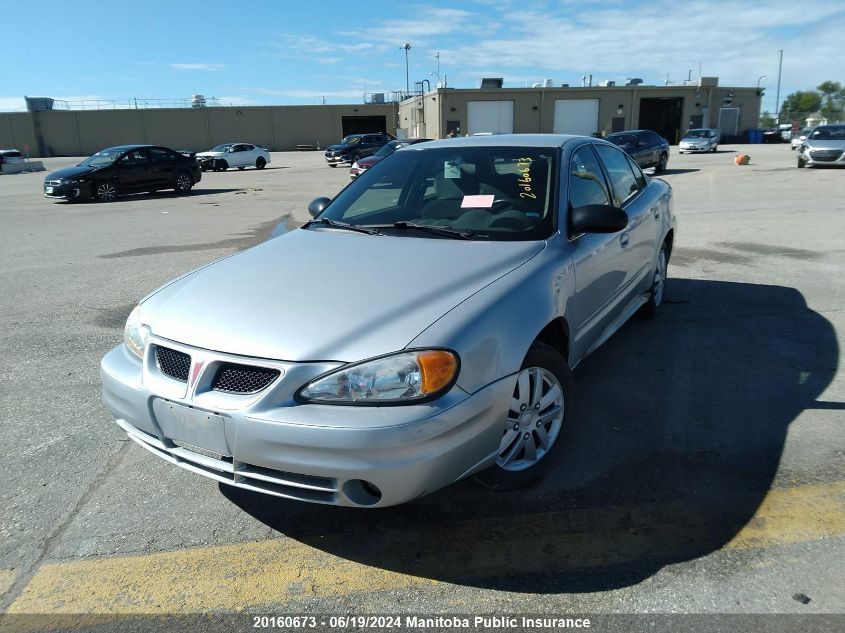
[7,481,844,614]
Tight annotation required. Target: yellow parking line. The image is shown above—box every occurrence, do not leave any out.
[7,481,844,614]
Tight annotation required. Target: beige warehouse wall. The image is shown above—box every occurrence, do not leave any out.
[0,104,399,157]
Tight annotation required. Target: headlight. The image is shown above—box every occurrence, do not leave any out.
[124,305,150,358]
[298,349,459,405]
[351,162,359,169]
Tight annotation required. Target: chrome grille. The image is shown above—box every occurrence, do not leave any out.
[211,363,280,394]
[810,149,843,162]
[155,346,191,382]
[45,179,62,186]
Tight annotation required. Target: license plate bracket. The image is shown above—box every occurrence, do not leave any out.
[152,399,231,457]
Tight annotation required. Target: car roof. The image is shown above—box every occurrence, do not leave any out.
[99,144,155,151]
[409,134,589,150]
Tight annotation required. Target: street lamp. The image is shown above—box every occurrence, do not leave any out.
[400,43,411,95]
[757,75,767,88]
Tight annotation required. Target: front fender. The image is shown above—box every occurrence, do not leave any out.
[408,239,574,394]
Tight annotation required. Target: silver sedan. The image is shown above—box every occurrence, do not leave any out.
[101,134,676,507]
[797,124,845,167]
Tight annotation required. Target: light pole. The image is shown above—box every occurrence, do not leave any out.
[756,75,767,88]
[434,51,440,83]
[400,43,411,96]
[774,49,783,123]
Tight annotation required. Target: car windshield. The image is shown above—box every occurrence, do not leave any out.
[316,146,557,241]
[809,126,845,141]
[78,148,125,167]
[341,136,362,145]
[210,144,233,152]
[684,130,708,138]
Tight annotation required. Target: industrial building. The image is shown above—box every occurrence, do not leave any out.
[397,77,762,144]
[0,77,762,158]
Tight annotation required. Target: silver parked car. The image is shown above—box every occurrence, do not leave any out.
[678,128,720,153]
[796,124,845,168]
[101,134,676,507]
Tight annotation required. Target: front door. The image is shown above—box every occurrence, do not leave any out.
[564,144,630,361]
[116,148,151,191]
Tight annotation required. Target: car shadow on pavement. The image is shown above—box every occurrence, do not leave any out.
[52,188,246,204]
[654,168,700,175]
[222,278,837,593]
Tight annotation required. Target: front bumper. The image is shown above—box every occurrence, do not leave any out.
[678,143,710,152]
[100,340,510,507]
[800,148,845,166]
[43,180,91,200]
[324,154,347,165]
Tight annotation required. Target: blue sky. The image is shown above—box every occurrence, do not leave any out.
[2,0,843,113]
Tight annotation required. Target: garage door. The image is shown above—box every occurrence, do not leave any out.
[467,101,514,135]
[553,99,599,136]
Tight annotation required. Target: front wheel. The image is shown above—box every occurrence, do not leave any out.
[711,144,718,152]
[797,156,806,168]
[656,152,668,172]
[215,159,229,172]
[174,171,193,194]
[95,182,118,202]
[474,342,573,491]
[255,157,266,169]
[328,163,337,168]
[639,242,668,318]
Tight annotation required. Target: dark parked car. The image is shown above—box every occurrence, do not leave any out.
[43,145,202,202]
[349,138,431,179]
[605,130,670,172]
[324,132,395,167]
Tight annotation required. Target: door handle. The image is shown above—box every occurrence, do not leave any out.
[619,231,630,248]
[652,206,660,220]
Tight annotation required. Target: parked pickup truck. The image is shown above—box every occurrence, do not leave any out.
[324,133,395,167]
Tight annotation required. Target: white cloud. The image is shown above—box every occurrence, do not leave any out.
[169,63,225,71]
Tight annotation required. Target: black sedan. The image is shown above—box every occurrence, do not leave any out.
[43,145,202,202]
[605,129,670,172]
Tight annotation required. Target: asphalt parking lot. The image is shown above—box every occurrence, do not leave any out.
[0,145,843,626]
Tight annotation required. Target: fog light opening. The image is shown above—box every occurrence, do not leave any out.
[343,479,382,506]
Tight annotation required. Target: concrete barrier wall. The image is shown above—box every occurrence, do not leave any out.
[0,104,398,157]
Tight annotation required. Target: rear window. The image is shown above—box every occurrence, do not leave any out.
[1,150,23,157]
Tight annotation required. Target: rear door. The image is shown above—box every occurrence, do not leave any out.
[148,147,178,187]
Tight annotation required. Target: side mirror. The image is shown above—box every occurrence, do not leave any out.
[307,197,332,218]
[571,204,628,234]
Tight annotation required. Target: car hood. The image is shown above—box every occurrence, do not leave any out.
[681,136,708,143]
[45,165,100,180]
[325,144,353,152]
[805,140,845,150]
[140,229,545,362]
[196,151,225,158]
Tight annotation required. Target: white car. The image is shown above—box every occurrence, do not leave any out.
[196,143,270,171]
[1,148,26,165]
[791,127,812,150]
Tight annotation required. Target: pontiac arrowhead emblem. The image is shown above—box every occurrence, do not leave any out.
[190,360,205,387]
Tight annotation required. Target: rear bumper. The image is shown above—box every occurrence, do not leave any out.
[100,343,510,507]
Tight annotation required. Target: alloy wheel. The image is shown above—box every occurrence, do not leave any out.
[176,173,192,191]
[653,248,667,306]
[497,367,565,472]
[96,183,117,201]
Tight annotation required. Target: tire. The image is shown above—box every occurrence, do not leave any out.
[328,163,337,168]
[656,152,668,172]
[711,144,718,152]
[639,241,668,318]
[174,171,193,195]
[255,157,266,169]
[215,159,229,172]
[350,152,361,164]
[95,181,118,202]
[797,156,806,168]
[474,341,574,491]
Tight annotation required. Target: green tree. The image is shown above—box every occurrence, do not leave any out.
[817,81,843,119]
[779,90,822,119]
[759,111,776,128]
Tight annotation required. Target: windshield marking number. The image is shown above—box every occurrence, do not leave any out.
[517,158,536,199]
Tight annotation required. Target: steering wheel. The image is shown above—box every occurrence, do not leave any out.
[490,199,517,213]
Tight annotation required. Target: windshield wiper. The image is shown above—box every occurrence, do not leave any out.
[366,221,476,240]
[301,217,381,235]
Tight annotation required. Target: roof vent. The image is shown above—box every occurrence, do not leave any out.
[479,77,504,89]
[625,78,644,86]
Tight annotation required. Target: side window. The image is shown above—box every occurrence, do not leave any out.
[625,154,647,191]
[244,145,254,151]
[595,145,641,206]
[148,148,173,162]
[569,145,611,210]
[119,149,148,166]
